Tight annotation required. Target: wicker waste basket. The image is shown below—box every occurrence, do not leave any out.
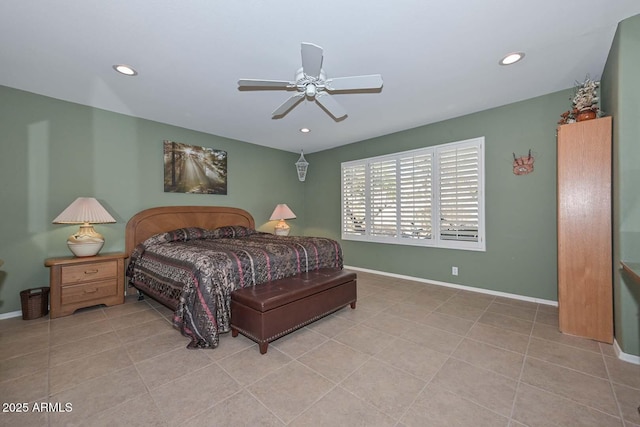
[20,287,50,320]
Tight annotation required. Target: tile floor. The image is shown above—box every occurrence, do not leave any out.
[1,270,639,426]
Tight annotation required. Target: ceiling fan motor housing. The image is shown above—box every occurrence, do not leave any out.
[296,68,326,98]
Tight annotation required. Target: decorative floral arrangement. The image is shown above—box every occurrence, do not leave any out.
[558,76,601,125]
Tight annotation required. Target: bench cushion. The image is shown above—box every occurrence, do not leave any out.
[231,269,356,312]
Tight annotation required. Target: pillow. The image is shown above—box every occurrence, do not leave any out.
[209,225,257,239]
[142,227,209,248]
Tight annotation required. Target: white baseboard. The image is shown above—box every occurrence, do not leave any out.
[345,265,558,306]
[614,339,640,365]
[346,265,640,365]
[0,310,22,320]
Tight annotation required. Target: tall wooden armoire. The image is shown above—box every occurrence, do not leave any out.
[557,116,613,343]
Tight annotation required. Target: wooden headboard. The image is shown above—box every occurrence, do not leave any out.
[125,206,255,255]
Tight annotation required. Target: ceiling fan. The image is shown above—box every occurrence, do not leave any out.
[238,42,383,120]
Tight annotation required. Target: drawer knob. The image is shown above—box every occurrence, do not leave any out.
[84,269,99,275]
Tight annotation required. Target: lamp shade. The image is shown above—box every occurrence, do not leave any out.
[53,197,116,224]
[52,197,116,257]
[269,204,296,221]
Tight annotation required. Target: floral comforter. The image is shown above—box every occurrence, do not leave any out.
[126,226,343,349]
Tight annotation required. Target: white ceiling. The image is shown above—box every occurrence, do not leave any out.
[2,1,639,153]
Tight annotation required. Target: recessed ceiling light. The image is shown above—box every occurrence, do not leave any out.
[113,64,138,76]
[499,52,525,66]
[300,128,310,133]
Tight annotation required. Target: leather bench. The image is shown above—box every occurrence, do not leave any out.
[230,268,357,354]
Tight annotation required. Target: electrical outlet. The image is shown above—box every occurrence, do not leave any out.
[452,266,458,276]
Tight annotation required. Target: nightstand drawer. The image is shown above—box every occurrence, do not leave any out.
[61,261,117,284]
[61,279,119,304]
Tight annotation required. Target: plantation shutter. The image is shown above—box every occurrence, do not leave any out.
[369,159,397,237]
[399,153,432,240]
[342,163,366,236]
[438,144,480,242]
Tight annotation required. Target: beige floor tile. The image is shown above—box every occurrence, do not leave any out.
[49,366,146,426]
[0,332,50,361]
[431,358,517,417]
[434,300,486,321]
[409,287,453,305]
[305,312,357,338]
[478,311,533,335]
[416,284,458,300]
[135,346,214,390]
[49,331,121,366]
[383,300,434,323]
[0,407,49,427]
[362,311,412,334]
[422,311,475,335]
[512,383,622,427]
[374,337,448,381]
[217,345,292,386]
[48,306,106,331]
[298,339,369,383]
[534,308,559,326]
[333,323,394,355]
[375,287,416,303]
[0,320,49,343]
[49,346,132,394]
[182,390,284,427]
[401,322,463,355]
[102,298,153,318]
[520,357,619,416]
[291,386,395,427]
[207,330,256,360]
[531,322,601,353]
[466,323,530,353]
[270,326,328,358]
[356,295,399,313]
[124,330,190,363]
[0,315,48,331]
[114,317,174,345]
[527,337,608,378]
[612,382,640,426]
[452,338,525,379]
[605,355,640,389]
[88,392,168,427]
[247,361,334,423]
[600,341,617,357]
[0,370,48,404]
[50,318,115,346]
[401,384,509,427]
[446,291,495,310]
[333,304,377,324]
[106,308,164,330]
[0,347,48,382]
[486,301,537,321]
[341,358,426,419]
[492,296,538,311]
[150,363,240,426]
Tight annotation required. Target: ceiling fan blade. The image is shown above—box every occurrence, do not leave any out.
[325,74,383,91]
[301,42,323,78]
[272,93,305,117]
[315,93,347,119]
[238,79,293,88]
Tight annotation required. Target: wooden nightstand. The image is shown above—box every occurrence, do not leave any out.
[45,252,126,318]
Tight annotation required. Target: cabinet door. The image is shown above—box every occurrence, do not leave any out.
[557,116,612,343]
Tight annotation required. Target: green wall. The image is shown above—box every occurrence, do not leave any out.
[0,85,305,314]
[303,89,571,302]
[602,14,640,357]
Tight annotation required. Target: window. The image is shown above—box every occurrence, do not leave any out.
[341,137,485,251]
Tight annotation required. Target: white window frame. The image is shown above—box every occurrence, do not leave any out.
[341,137,485,251]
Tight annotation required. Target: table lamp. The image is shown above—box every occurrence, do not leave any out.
[269,204,296,236]
[52,197,116,257]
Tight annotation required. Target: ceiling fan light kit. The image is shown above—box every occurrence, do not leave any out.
[238,43,383,120]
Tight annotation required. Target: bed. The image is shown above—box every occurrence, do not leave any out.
[125,206,344,349]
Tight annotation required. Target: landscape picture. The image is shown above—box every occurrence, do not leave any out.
[163,140,228,194]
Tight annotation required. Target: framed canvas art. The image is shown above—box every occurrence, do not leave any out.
[163,140,227,194]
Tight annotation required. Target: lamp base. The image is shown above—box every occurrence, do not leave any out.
[67,241,104,257]
[274,220,291,236]
[67,224,105,257]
